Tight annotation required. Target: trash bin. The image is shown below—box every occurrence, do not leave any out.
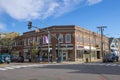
[86,58,88,63]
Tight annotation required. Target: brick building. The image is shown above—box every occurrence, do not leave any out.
[12,25,109,62]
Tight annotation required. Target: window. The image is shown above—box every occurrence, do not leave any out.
[43,36,46,44]
[84,36,87,44]
[48,35,51,43]
[58,34,63,43]
[37,37,40,44]
[24,39,26,46]
[65,34,71,43]
[77,50,83,59]
[33,37,36,43]
[75,35,79,42]
[28,38,31,45]
[80,36,83,43]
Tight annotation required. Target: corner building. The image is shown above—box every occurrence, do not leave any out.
[12,25,109,62]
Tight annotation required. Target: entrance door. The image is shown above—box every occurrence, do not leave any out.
[97,51,100,59]
[62,52,68,61]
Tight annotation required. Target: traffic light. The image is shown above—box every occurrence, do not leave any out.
[28,21,32,29]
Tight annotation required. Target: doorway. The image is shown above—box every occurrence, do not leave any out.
[62,52,68,61]
[97,51,100,59]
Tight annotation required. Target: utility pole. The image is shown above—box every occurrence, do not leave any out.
[47,30,50,62]
[97,26,107,59]
[89,30,91,62]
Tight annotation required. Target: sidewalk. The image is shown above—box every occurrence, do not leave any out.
[0,62,34,67]
[0,64,4,67]
[0,62,79,67]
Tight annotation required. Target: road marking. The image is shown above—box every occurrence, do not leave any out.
[83,63,120,67]
[0,63,120,71]
[0,64,46,71]
[105,64,112,66]
[5,67,15,69]
[98,63,105,66]
[118,65,120,67]
[111,64,117,66]
[0,68,7,70]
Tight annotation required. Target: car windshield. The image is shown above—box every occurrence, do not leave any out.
[104,54,112,58]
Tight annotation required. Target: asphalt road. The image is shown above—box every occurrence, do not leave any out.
[0,63,120,80]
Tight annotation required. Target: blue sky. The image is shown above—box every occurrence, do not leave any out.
[0,0,120,38]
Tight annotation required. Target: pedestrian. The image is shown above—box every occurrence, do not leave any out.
[5,56,9,64]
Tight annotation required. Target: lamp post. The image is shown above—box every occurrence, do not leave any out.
[27,21,61,62]
[97,26,107,59]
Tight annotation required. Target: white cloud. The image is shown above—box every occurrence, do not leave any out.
[0,22,6,30]
[0,0,103,20]
[87,0,102,5]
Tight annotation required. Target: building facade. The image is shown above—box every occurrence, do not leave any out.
[12,25,109,62]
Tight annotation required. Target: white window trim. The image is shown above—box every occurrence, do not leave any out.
[65,34,71,43]
[58,34,63,43]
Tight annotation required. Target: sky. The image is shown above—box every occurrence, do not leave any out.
[0,0,120,38]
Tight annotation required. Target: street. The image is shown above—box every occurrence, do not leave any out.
[0,62,120,80]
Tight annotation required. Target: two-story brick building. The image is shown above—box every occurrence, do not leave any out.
[12,25,109,62]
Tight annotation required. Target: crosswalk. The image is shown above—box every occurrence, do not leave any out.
[0,63,63,71]
[0,63,120,71]
[0,64,45,71]
[83,63,120,67]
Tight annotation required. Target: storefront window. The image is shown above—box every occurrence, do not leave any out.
[77,50,83,59]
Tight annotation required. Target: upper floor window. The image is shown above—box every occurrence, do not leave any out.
[28,38,30,45]
[58,34,63,43]
[80,36,83,43]
[43,36,46,44]
[48,35,51,43]
[75,35,79,42]
[33,37,36,42]
[37,37,40,44]
[24,39,26,46]
[65,34,71,43]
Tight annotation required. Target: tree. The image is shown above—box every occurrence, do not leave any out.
[30,41,39,62]
[31,41,39,55]
[0,32,20,53]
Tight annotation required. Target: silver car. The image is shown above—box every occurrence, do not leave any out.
[103,53,119,62]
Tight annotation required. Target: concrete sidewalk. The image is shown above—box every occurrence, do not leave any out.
[0,64,5,67]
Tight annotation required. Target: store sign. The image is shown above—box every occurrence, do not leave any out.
[76,45,84,49]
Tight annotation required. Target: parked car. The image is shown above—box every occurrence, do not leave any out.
[0,53,11,63]
[11,56,19,62]
[11,56,24,62]
[103,53,119,62]
[17,56,24,62]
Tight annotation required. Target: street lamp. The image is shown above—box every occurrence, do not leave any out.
[27,21,61,63]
